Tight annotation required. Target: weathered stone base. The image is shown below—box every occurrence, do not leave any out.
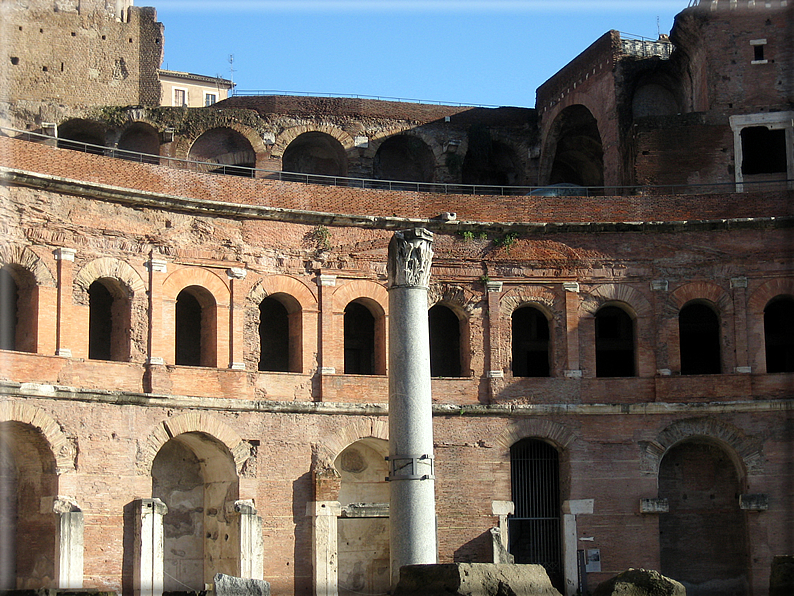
[593,568,685,596]
[392,563,562,596]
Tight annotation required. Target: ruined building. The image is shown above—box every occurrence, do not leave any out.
[0,0,793,595]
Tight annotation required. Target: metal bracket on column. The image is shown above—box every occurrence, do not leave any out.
[385,454,435,481]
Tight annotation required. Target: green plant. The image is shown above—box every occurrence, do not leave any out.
[313,225,331,251]
[460,230,475,241]
[493,231,519,253]
[479,274,491,285]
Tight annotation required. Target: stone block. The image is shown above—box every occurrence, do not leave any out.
[392,563,562,596]
[593,568,686,596]
[213,573,270,596]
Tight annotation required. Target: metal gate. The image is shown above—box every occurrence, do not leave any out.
[509,438,563,590]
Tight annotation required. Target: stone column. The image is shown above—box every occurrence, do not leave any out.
[387,229,437,587]
[317,274,338,399]
[54,248,76,357]
[53,497,83,589]
[144,258,168,393]
[133,498,168,596]
[234,500,264,580]
[227,268,247,370]
[563,282,582,377]
[307,501,341,596]
[732,276,751,373]
[561,499,594,596]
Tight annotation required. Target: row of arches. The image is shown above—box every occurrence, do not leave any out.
[3,257,794,377]
[56,118,527,186]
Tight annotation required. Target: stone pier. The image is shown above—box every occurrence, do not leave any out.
[387,228,438,587]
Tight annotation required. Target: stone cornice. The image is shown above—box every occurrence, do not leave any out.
[3,167,793,236]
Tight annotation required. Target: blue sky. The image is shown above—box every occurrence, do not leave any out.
[153,0,688,108]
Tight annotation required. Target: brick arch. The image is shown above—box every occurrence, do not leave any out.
[0,245,56,287]
[581,283,652,317]
[313,418,389,467]
[0,401,75,473]
[162,267,230,307]
[669,281,732,315]
[174,121,268,161]
[495,419,576,451]
[639,417,763,478]
[427,283,479,316]
[332,279,388,315]
[748,278,794,314]
[138,412,250,475]
[368,129,445,163]
[73,257,146,304]
[247,274,318,309]
[271,125,356,158]
[500,286,558,318]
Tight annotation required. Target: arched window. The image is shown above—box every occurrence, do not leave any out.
[679,302,721,375]
[189,128,255,176]
[659,440,749,593]
[259,296,291,372]
[512,306,550,377]
[509,438,563,591]
[373,135,435,183]
[88,281,114,361]
[0,267,18,351]
[595,305,635,377]
[764,296,794,373]
[344,301,375,375]
[282,131,347,177]
[546,105,604,190]
[429,304,461,377]
[176,287,216,367]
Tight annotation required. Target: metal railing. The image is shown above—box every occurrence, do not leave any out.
[3,126,791,197]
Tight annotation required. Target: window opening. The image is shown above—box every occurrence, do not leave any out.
[679,302,721,375]
[344,302,375,375]
[765,297,794,373]
[595,306,635,377]
[173,88,186,107]
[509,439,563,592]
[0,268,18,351]
[258,297,290,372]
[740,127,786,175]
[512,306,550,377]
[88,281,113,361]
[754,45,764,61]
[429,304,461,377]
[176,289,202,366]
[204,93,217,107]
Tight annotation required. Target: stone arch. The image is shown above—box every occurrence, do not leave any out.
[427,283,480,315]
[247,274,318,309]
[116,120,160,163]
[669,281,732,315]
[332,280,388,315]
[0,401,75,473]
[176,121,267,160]
[541,104,604,189]
[748,278,794,314]
[314,419,389,470]
[581,283,652,318]
[271,124,355,159]
[748,279,794,373]
[500,286,558,318]
[461,129,524,187]
[73,257,146,304]
[57,118,107,153]
[162,267,230,306]
[138,412,250,475]
[371,133,440,183]
[0,245,55,287]
[639,417,763,477]
[496,419,576,452]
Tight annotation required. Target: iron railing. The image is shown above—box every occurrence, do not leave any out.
[2,126,791,197]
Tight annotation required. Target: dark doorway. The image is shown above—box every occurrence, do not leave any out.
[0,267,18,351]
[176,289,202,366]
[88,280,114,361]
[741,127,787,175]
[429,304,461,377]
[344,302,375,375]
[765,296,794,373]
[595,306,635,377]
[659,441,749,595]
[373,136,435,182]
[509,438,563,591]
[512,306,550,377]
[679,302,721,375]
[259,296,290,372]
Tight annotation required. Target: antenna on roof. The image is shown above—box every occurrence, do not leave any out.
[228,54,235,87]
[657,16,661,38]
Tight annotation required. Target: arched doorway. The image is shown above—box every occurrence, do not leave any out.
[509,438,563,591]
[545,105,603,189]
[152,432,240,591]
[658,439,749,595]
[595,305,635,377]
[88,278,131,362]
[117,122,160,164]
[764,295,794,372]
[679,301,721,375]
[57,119,106,155]
[282,132,347,177]
[258,293,302,373]
[429,304,462,377]
[335,439,390,596]
[189,128,256,176]
[373,136,435,183]
[511,306,550,377]
[175,286,217,367]
[0,421,59,589]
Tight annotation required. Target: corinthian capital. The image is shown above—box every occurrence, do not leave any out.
[388,228,434,289]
